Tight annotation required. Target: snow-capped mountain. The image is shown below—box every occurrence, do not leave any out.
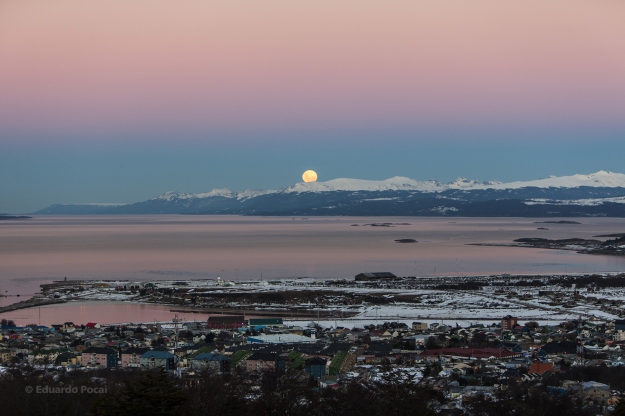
[146,171,625,200]
[33,171,625,217]
[283,170,625,193]
[283,177,445,193]
[475,170,625,190]
[155,189,235,201]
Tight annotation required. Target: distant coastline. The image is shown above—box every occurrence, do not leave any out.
[471,234,625,257]
[0,215,31,220]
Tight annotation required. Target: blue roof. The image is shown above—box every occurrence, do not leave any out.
[141,350,175,359]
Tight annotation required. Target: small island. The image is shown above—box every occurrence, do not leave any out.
[394,239,417,243]
[0,215,31,220]
[471,234,625,257]
[363,222,411,227]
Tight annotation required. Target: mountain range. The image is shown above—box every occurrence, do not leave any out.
[34,170,625,217]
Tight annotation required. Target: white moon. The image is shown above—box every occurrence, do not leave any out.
[302,170,318,182]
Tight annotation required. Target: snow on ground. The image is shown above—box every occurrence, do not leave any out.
[525,196,625,206]
[45,276,625,327]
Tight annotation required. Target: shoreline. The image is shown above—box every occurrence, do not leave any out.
[0,297,66,314]
[1,271,625,327]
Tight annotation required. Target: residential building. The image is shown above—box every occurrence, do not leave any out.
[304,357,327,379]
[245,352,286,372]
[501,315,518,330]
[81,347,118,368]
[190,352,231,373]
[411,322,428,331]
[529,361,554,374]
[121,347,150,368]
[140,350,177,370]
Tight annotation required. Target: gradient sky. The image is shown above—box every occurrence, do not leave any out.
[1,1,625,213]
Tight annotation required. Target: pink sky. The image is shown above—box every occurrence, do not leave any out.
[1,1,624,142]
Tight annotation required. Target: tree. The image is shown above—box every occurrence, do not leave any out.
[252,371,314,416]
[370,371,440,416]
[186,370,249,416]
[425,336,440,350]
[90,368,189,416]
[525,321,539,330]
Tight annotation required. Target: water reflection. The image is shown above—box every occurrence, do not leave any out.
[1,301,205,326]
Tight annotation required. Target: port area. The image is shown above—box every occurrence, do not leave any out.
[2,272,622,325]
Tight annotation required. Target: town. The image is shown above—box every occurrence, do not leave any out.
[1,272,625,414]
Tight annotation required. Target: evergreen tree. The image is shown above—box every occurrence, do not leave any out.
[90,368,189,416]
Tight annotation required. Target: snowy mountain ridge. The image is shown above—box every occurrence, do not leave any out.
[287,170,625,193]
[155,171,625,200]
[33,170,625,217]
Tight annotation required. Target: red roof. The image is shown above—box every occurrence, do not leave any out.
[529,361,554,374]
[85,323,98,328]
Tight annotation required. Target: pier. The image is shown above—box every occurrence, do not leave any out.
[0,298,66,314]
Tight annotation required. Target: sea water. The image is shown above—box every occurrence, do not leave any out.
[1,215,625,323]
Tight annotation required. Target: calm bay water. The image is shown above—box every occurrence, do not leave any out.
[1,301,205,327]
[1,215,625,324]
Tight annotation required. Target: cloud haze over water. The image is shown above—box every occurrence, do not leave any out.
[1,1,624,213]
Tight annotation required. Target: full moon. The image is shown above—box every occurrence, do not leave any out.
[302,170,318,182]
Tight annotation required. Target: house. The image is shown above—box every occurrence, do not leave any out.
[529,361,554,374]
[190,352,231,373]
[500,368,522,382]
[505,357,529,368]
[54,352,80,366]
[412,322,428,331]
[85,323,100,329]
[404,334,435,346]
[539,340,578,356]
[448,384,466,399]
[81,347,118,368]
[497,342,523,353]
[207,315,246,329]
[580,381,611,403]
[304,357,327,380]
[140,350,177,371]
[369,329,391,338]
[121,347,150,368]
[245,352,286,372]
[0,349,15,364]
[28,348,63,364]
